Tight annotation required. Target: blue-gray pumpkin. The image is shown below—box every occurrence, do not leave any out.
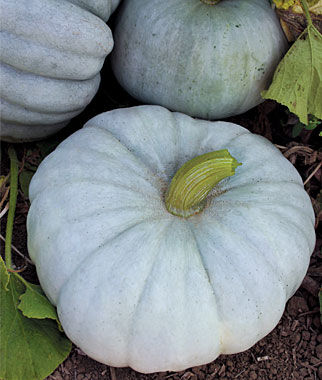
[0,0,120,142]
[111,0,288,120]
[27,105,315,373]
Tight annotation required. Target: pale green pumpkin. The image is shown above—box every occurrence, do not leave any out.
[0,0,120,142]
[111,0,288,119]
[27,106,315,373]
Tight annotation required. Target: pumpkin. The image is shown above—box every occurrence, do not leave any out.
[0,0,120,142]
[67,0,120,21]
[27,105,315,373]
[111,0,288,120]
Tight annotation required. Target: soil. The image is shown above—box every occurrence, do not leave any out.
[1,59,322,380]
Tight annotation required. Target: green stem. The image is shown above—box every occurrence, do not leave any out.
[13,272,28,286]
[5,146,19,270]
[300,0,313,26]
[165,149,241,218]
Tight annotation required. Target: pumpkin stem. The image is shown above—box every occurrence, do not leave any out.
[165,150,241,218]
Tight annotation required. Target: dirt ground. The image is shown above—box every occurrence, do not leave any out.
[1,60,321,380]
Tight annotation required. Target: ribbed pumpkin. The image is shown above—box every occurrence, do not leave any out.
[68,0,120,21]
[111,0,288,120]
[0,0,120,142]
[27,106,315,373]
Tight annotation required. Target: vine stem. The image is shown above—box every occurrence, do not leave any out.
[300,0,313,26]
[5,146,19,270]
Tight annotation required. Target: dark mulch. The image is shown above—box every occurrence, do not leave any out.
[1,59,321,380]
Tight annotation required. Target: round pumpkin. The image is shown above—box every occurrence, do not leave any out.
[27,105,315,373]
[111,0,288,120]
[0,0,120,142]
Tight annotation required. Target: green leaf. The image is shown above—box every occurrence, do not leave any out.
[24,162,38,172]
[262,23,322,124]
[36,139,60,158]
[291,115,321,136]
[0,175,7,188]
[0,256,9,291]
[18,281,58,322]
[292,123,304,137]
[19,170,34,199]
[304,115,321,130]
[0,275,72,380]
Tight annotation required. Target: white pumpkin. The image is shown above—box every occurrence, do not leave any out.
[111,0,288,120]
[27,105,315,373]
[0,0,120,142]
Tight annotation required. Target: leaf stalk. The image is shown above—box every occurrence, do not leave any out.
[300,0,313,26]
[5,147,19,270]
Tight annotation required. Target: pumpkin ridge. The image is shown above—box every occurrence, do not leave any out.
[211,179,315,223]
[1,98,84,119]
[203,211,289,296]
[2,0,113,56]
[1,102,82,126]
[76,147,161,189]
[135,109,180,179]
[1,29,111,61]
[91,106,181,181]
[62,206,162,225]
[256,207,316,253]
[190,218,286,350]
[222,180,305,192]
[126,219,176,366]
[32,180,160,202]
[67,0,118,22]
[253,207,311,297]
[208,190,315,252]
[85,123,173,184]
[30,181,166,229]
[62,126,164,179]
[213,196,315,223]
[54,218,169,307]
[259,202,315,229]
[205,204,310,298]
[0,63,101,111]
[185,221,224,350]
[200,128,250,156]
[55,218,174,369]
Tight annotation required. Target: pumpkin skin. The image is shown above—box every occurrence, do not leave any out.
[68,0,120,21]
[0,0,120,142]
[27,106,315,373]
[111,0,288,120]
